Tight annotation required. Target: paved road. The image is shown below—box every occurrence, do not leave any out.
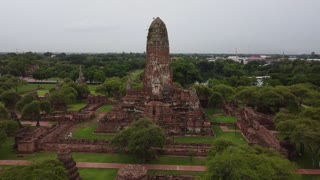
[1,160,319,174]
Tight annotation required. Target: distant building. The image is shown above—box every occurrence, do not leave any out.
[307,59,320,61]
[256,76,270,87]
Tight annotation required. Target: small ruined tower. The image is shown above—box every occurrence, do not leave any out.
[76,65,86,84]
[143,17,172,99]
[57,146,81,180]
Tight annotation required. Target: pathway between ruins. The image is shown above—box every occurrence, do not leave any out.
[67,112,106,134]
[0,160,319,174]
[219,125,241,132]
[20,121,52,127]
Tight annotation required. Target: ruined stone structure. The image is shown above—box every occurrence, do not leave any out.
[237,107,288,156]
[116,165,147,180]
[97,17,212,136]
[76,65,86,85]
[57,146,81,180]
[223,101,238,116]
[87,95,111,105]
[16,122,211,155]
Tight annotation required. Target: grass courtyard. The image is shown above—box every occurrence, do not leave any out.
[212,125,247,145]
[204,108,237,123]
[17,83,56,94]
[97,105,113,113]
[79,168,118,180]
[0,138,205,166]
[72,123,115,140]
[67,102,87,112]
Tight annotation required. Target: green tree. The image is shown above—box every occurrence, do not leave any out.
[0,91,21,110]
[49,85,78,106]
[0,120,19,135]
[0,129,7,148]
[289,84,310,106]
[0,120,18,148]
[0,106,9,120]
[208,92,224,108]
[40,101,51,114]
[0,159,68,180]
[235,86,260,108]
[171,60,201,87]
[211,84,234,100]
[96,77,125,96]
[21,101,41,126]
[0,75,27,93]
[256,91,284,113]
[204,139,299,180]
[192,85,212,103]
[15,93,37,112]
[111,118,165,162]
[276,111,320,168]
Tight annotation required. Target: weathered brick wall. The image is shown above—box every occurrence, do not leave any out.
[237,107,288,157]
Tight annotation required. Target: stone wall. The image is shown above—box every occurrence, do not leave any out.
[17,127,49,153]
[237,107,288,157]
[223,101,238,116]
[87,95,110,105]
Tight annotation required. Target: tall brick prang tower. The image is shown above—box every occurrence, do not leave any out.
[143,17,172,99]
[97,17,213,136]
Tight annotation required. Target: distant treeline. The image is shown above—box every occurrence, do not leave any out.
[1,52,320,87]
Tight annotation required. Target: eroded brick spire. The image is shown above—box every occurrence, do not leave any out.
[143,17,172,98]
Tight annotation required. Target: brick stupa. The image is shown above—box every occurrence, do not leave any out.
[96,17,212,136]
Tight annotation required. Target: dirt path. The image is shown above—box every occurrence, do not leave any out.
[20,121,53,127]
[1,160,319,174]
[220,125,241,132]
[76,162,206,171]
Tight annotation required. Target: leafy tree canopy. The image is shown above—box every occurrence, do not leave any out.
[204,139,299,180]
[111,118,165,162]
[0,159,68,180]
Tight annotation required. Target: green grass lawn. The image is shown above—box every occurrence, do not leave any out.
[79,168,118,180]
[302,175,320,180]
[36,89,49,96]
[227,125,237,130]
[88,84,100,95]
[147,170,203,177]
[72,123,115,140]
[17,83,55,93]
[0,138,56,161]
[73,153,206,165]
[294,150,319,169]
[97,105,113,113]
[208,115,237,123]
[204,108,237,123]
[68,103,87,112]
[148,155,206,166]
[212,125,247,145]
[204,108,224,116]
[172,136,214,144]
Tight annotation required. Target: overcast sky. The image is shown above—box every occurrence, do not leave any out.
[1,0,319,54]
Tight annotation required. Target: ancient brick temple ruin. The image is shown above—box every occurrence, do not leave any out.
[57,146,81,180]
[97,17,212,136]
